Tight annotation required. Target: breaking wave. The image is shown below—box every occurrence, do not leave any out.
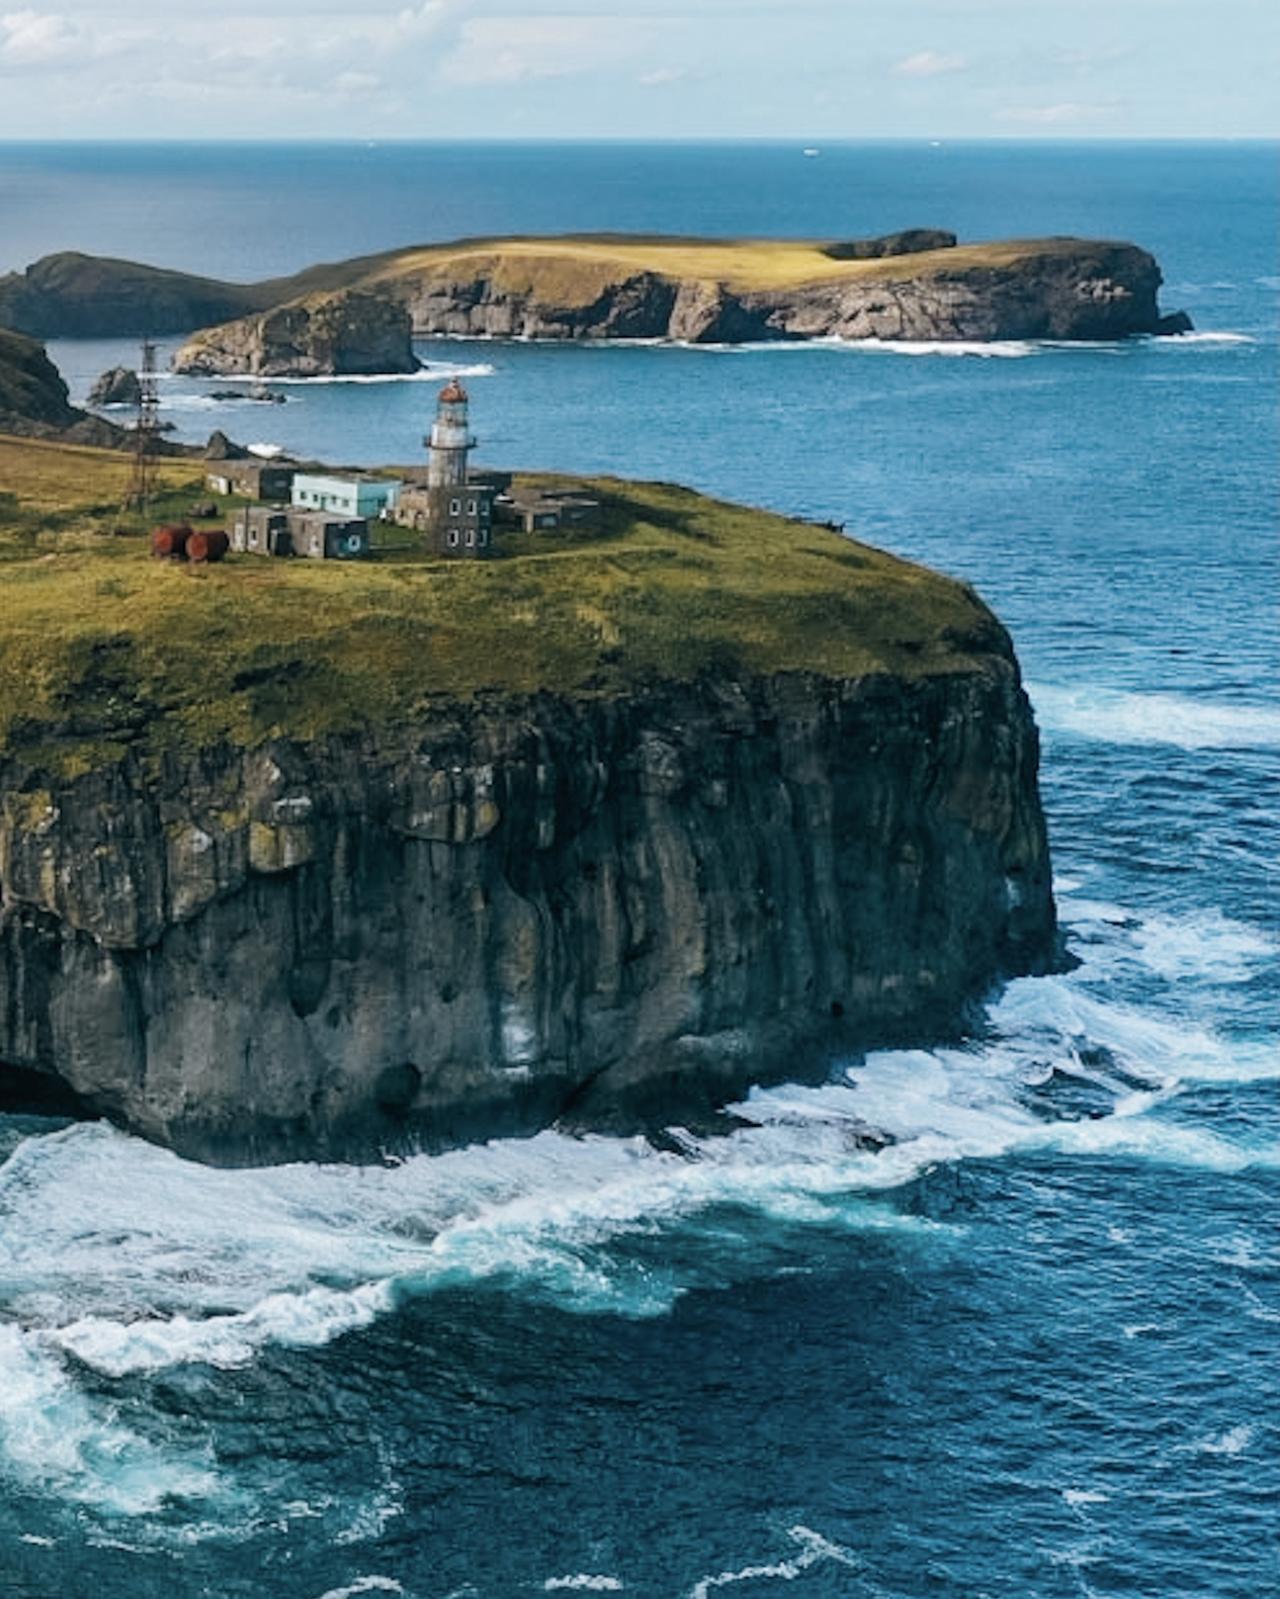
[0,1326,218,1516]
[421,331,1255,358]
[0,879,1273,1522]
[172,362,496,388]
[1152,330,1257,346]
[1029,682,1280,751]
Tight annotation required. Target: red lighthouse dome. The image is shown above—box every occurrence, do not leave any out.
[438,380,468,405]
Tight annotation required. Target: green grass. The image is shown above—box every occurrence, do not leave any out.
[0,436,1003,775]
[366,234,1112,296]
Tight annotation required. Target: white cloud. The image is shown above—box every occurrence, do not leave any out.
[894,49,967,77]
[996,100,1120,124]
[1,9,82,66]
[638,65,685,87]
[335,68,382,93]
[441,15,670,87]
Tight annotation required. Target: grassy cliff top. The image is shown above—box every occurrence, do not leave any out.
[2,235,1141,340]
[365,234,1114,296]
[0,435,1006,774]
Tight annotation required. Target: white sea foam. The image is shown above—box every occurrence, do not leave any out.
[0,884,1275,1520]
[315,1579,404,1599]
[829,337,1039,359]
[192,362,496,386]
[688,1525,857,1597]
[1071,904,1277,988]
[159,394,295,412]
[0,1325,218,1515]
[1028,682,1280,751]
[1153,330,1256,345]
[50,1280,396,1376]
[1063,1489,1109,1507]
[545,1577,625,1592]
[1190,1424,1254,1457]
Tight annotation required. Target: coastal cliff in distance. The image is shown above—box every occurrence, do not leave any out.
[0,233,1191,361]
[0,327,135,448]
[0,456,1057,1163]
[174,288,419,377]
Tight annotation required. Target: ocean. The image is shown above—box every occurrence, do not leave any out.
[1,142,1277,1599]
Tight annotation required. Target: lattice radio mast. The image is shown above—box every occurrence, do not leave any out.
[121,337,160,516]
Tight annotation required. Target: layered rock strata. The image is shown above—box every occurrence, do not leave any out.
[0,666,1055,1163]
[392,241,1184,344]
[3,236,1192,355]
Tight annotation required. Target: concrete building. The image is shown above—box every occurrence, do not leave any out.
[230,505,292,556]
[496,486,602,534]
[206,461,296,502]
[394,481,497,556]
[230,504,370,561]
[289,511,371,561]
[292,473,401,520]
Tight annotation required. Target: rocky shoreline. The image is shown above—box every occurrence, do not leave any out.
[0,234,1191,375]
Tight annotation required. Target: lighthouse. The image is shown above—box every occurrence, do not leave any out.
[427,379,475,488]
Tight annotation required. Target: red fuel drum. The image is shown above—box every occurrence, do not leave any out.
[150,523,192,559]
[187,530,230,564]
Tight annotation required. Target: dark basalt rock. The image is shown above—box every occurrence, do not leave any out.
[0,329,146,450]
[0,666,1057,1165]
[1156,310,1195,336]
[0,251,267,339]
[0,327,79,427]
[87,365,142,408]
[823,229,959,260]
[203,429,248,459]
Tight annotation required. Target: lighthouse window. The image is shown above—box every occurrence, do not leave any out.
[467,500,476,515]
[448,528,460,547]
[478,529,488,547]
[465,529,475,547]
[450,498,461,515]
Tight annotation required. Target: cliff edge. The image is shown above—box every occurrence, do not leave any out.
[3,233,1191,355]
[0,451,1057,1162]
[174,288,420,377]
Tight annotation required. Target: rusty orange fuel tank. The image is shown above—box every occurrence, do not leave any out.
[150,523,192,559]
[187,530,230,564]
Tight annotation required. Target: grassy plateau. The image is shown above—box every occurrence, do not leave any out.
[0,435,999,774]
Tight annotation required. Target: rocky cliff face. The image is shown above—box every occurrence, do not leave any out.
[172,289,420,377]
[0,664,1055,1164]
[0,252,267,339]
[0,329,140,449]
[0,328,78,427]
[394,240,1185,344]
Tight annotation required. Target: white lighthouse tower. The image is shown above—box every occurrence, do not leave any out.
[427,379,475,488]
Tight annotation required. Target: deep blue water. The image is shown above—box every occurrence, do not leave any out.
[2,142,1278,1599]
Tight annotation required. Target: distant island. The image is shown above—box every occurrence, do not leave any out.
[0,427,1057,1162]
[0,231,1192,377]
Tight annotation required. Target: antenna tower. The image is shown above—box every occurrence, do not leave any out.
[121,338,160,516]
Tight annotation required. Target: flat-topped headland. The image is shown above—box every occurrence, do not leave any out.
[0,232,1191,373]
[0,434,1057,1163]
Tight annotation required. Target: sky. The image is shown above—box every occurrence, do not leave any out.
[0,0,1276,141]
